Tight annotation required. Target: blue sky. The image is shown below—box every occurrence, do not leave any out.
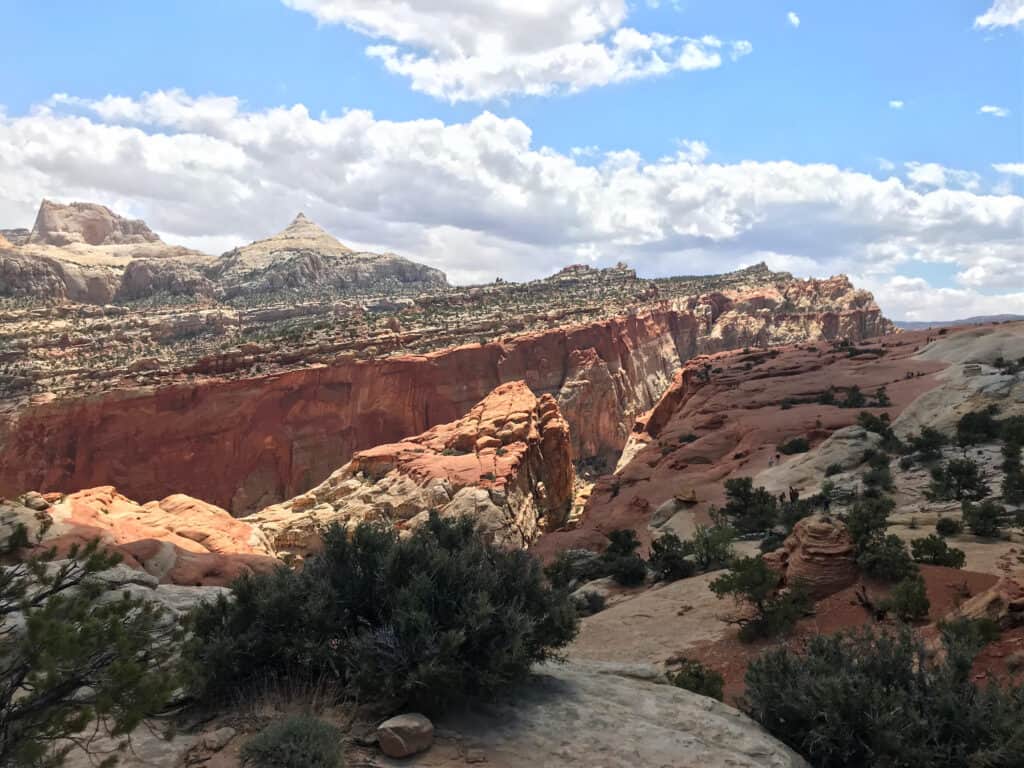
[0,0,1021,319]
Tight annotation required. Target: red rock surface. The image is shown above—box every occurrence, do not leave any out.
[534,328,947,559]
[37,486,277,586]
[244,381,573,553]
[0,288,891,514]
[764,515,859,599]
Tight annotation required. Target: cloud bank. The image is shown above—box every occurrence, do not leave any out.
[2,90,1021,321]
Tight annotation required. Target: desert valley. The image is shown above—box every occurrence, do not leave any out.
[1,199,1022,767]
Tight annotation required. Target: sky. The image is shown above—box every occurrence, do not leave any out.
[0,0,1021,321]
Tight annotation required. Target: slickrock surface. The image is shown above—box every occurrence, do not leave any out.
[244,381,573,554]
[535,327,944,558]
[5,486,277,586]
[367,661,807,768]
[764,515,858,598]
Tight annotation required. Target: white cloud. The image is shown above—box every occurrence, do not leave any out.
[787,11,800,27]
[980,105,1010,117]
[904,162,981,192]
[888,99,904,109]
[861,275,1024,322]
[878,158,896,172]
[994,162,1024,176]
[280,0,749,101]
[975,0,1024,29]
[1,90,1021,319]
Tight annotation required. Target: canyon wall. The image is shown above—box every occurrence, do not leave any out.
[0,295,892,514]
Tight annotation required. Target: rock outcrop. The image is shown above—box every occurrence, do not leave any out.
[0,300,896,514]
[764,515,859,598]
[535,328,945,558]
[945,569,1024,630]
[28,200,161,247]
[2,486,277,586]
[244,381,573,554]
[210,213,448,299]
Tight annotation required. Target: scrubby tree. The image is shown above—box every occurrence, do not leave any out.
[648,531,695,582]
[688,524,736,572]
[744,626,1024,768]
[910,426,946,461]
[961,498,1008,538]
[709,556,810,642]
[911,534,966,568]
[667,658,724,701]
[717,478,779,533]
[928,458,990,502]
[0,527,181,767]
[956,408,1001,447]
[186,514,578,713]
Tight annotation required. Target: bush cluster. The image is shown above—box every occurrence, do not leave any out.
[667,658,724,701]
[186,514,578,713]
[744,626,1024,768]
[911,534,966,568]
[709,556,810,642]
[240,716,342,768]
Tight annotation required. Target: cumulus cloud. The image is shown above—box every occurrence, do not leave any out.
[904,162,981,192]
[980,104,1010,117]
[861,275,1024,322]
[280,0,750,101]
[1,90,1021,320]
[787,11,801,28]
[975,0,1024,29]
[888,100,904,109]
[994,162,1024,176]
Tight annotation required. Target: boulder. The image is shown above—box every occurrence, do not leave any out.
[377,713,434,758]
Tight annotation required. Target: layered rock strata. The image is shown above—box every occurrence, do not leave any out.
[763,515,859,598]
[244,381,573,555]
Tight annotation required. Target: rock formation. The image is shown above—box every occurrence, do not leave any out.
[244,381,573,554]
[1,486,277,586]
[763,515,859,598]
[945,569,1024,630]
[209,212,448,298]
[535,328,945,557]
[28,200,160,247]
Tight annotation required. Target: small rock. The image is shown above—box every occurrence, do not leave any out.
[201,726,236,752]
[465,748,487,763]
[377,713,434,758]
[20,491,50,511]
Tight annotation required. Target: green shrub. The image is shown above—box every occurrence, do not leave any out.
[845,494,895,553]
[573,590,607,617]
[938,617,1002,648]
[186,514,578,713]
[898,455,915,471]
[544,549,599,589]
[825,462,844,477]
[911,534,966,568]
[709,557,810,642]
[604,529,641,557]
[689,524,736,571]
[841,386,866,408]
[648,531,696,582]
[777,437,810,455]
[857,534,917,582]
[935,516,963,536]
[744,627,1024,768]
[910,426,946,460]
[928,458,990,501]
[718,477,779,533]
[668,658,724,701]
[240,716,341,768]
[883,574,930,621]
[962,498,1007,538]
[606,554,648,586]
[956,408,1000,447]
[857,411,902,450]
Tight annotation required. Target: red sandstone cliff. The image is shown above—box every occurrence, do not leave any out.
[244,380,573,554]
[0,282,893,514]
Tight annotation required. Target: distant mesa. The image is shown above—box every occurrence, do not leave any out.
[896,315,1024,330]
[28,199,161,247]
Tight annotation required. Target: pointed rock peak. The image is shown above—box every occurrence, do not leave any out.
[234,212,353,258]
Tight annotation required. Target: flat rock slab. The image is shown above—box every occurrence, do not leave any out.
[371,660,806,768]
